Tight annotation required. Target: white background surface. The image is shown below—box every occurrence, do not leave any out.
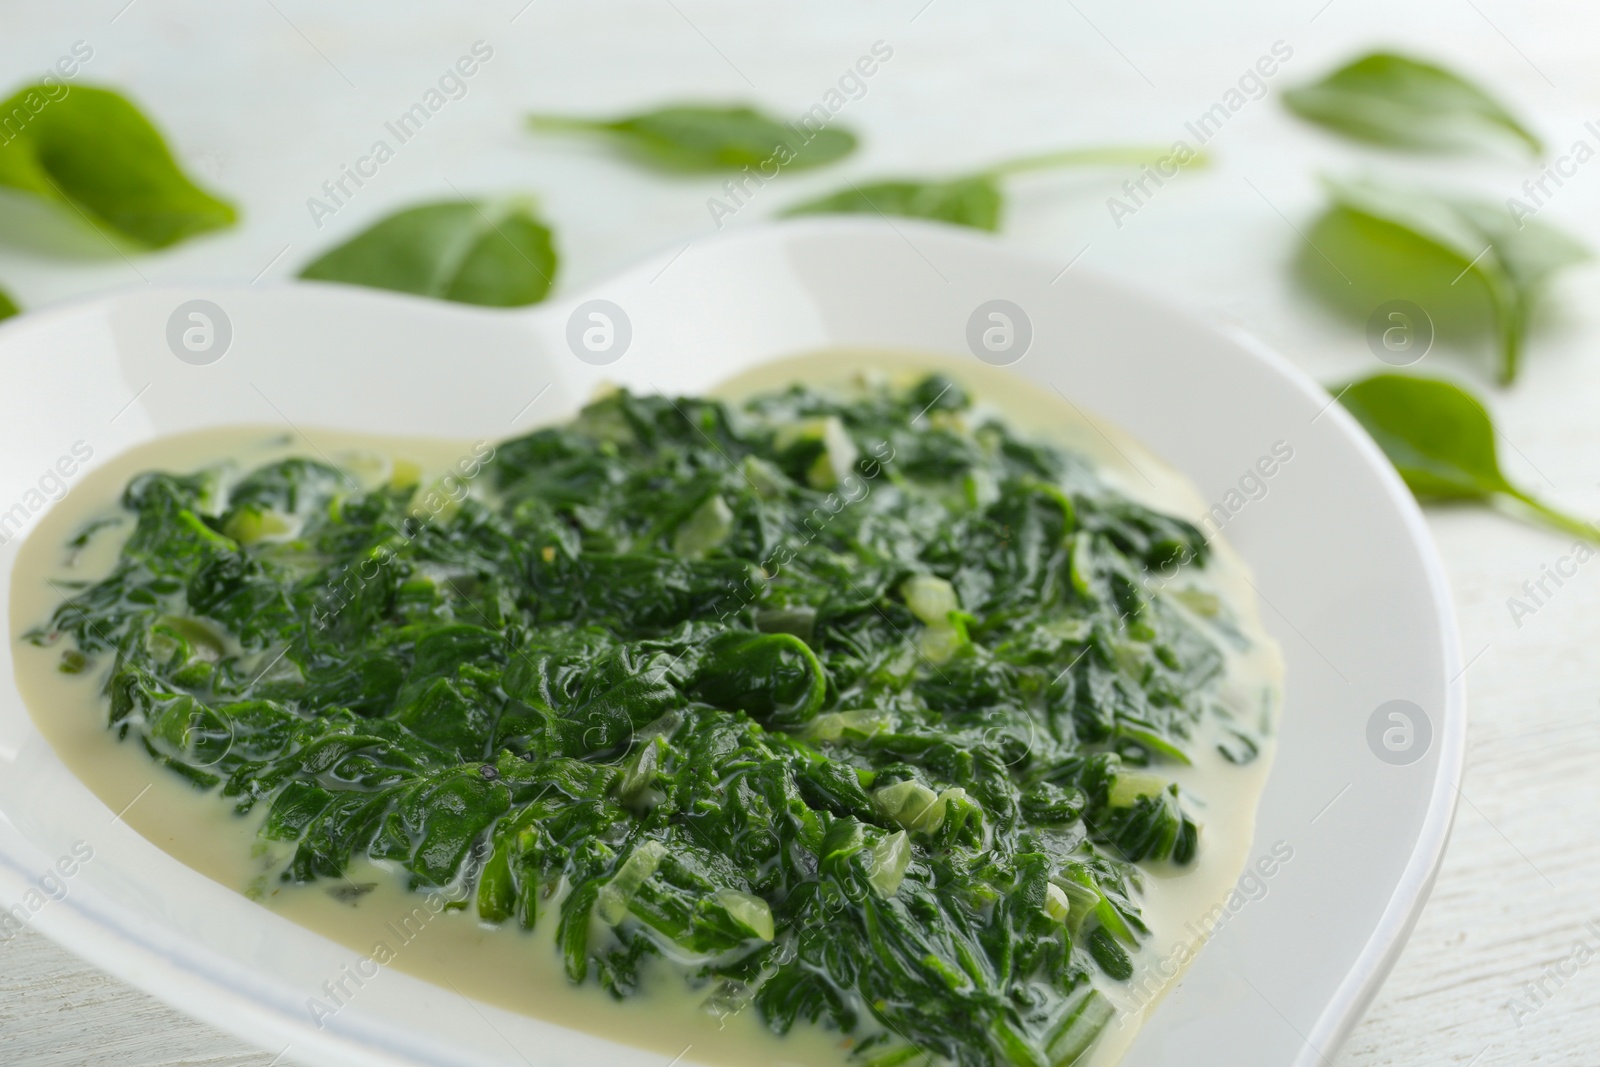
[2,1,1598,1065]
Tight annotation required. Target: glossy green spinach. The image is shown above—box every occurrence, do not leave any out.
[34,377,1258,1066]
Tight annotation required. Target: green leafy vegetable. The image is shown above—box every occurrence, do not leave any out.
[1283,51,1541,156]
[35,376,1265,1066]
[0,287,17,322]
[527,104,856,172]
[1339,373,1596,541]
[299,199,558,308]
[786,177,1005,231]
[0,84,236,249]
[1300,175,1588,384]
[783,145,1202,231]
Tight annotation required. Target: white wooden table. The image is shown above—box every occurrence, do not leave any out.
[4,1,1600,1063]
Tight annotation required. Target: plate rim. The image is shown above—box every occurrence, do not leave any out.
[1207,320,1465,1065]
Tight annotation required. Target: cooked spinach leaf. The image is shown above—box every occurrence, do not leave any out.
[0,84,237,249]
[35,377,1256,1066]
[1283,52,1541,156]
[782,145,1201,231]
[1339,372,1597,541]
[1299,175,1588,385]
[299,199,557,307]
[527,104,856,172]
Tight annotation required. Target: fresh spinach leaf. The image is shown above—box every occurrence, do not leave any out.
[0,84,236,249]
[1300,175,1587,385]
[784,176,1003,230]
[782,145,1201,231]
[527,104,856,172]
[1339,373,1596,540]
[0,287,17,321]
[299,199,558,307]
[1284,51,1541,156]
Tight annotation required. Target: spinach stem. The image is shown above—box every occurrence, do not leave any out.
[1508,490,1600,543]
[526,114,604,132]
[982,145,1204,179]
[1496,298,1525,386]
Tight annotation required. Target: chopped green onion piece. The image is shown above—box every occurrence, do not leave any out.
[805,708,894,742]
[594,841,665,924]
[672,493,734,557]
[741,454,790,498]
[223,506,293,544]
[1109,773,1168,807]
[1048,990,1114,1066]
[715,889,774,941]
[1043,882,1073,923]
[873,781,971,834]
[901,574,959,625]
[867,829,911,897]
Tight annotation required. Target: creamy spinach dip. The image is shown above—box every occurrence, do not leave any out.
[20,367,1279,1067]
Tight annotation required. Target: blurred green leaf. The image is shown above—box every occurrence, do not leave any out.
[0,287,17,321]
[300,199,558,308]
[527,104,856,172]
[785,176,1004,230]
[1340,373,1595,540]
[1284,51,1541,156]
[783,145,1200,231]
[1297,205,1494,354]
[1301,175,1587,384]
[0,84,236,249]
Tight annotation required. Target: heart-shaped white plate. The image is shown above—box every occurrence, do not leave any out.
[0,218,1462,1067]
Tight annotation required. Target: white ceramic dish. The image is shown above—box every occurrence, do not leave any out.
[0,218,1463,1067]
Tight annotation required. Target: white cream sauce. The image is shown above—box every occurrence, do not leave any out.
[10,352,1281,1067]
